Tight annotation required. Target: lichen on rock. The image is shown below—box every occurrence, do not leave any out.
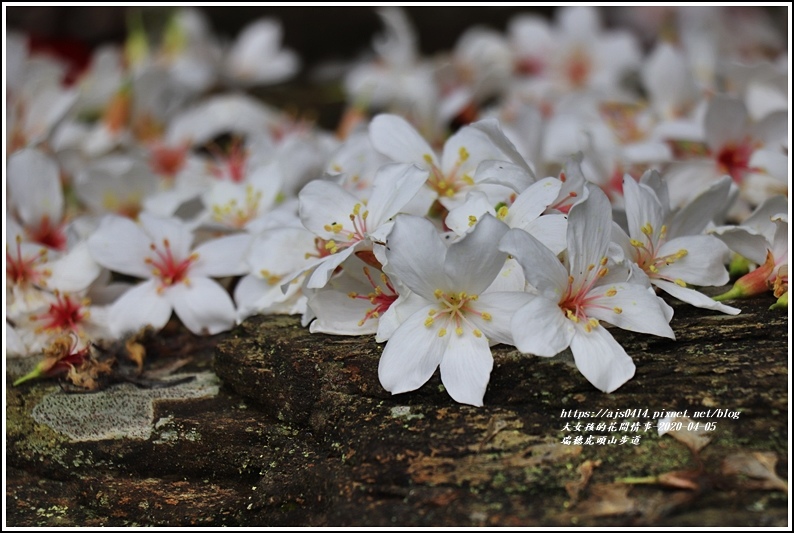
[30,372,220,441]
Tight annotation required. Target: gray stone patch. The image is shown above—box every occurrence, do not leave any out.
[31,372,220,441]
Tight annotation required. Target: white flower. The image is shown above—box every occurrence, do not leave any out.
[378,214,532,406]
[616,172,739,315]
[294,162,429,289]
[87,213,248,335]
[223,18,300,86]
[369,114,532,210]
[8,148,68,250]
[500,185,675,393]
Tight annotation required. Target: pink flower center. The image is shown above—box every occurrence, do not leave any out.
[558,258,613,332]
[6,236,51,288]
[715,140,754,183]
[150,144,188,178]
[208,139,249,183]
[320,203,370,255]
[31,292,88,333]
[27,215,68,251]
[144,238,199,291]
[348,267,398,327]
[564,48,591,88]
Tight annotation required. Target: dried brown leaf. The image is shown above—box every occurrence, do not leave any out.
[659,416,712,452]
[722,451,788,492]
[565,459,601,502]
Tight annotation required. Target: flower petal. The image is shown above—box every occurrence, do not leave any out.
[369,114,437,167]
[87,215,152,278]
[192,233,251,278]
[378,305,446,395]
[666,176,732,239]
[8,148,64,226]
[568,185,612,282]
[587,283,675,339]
[622,175,665,243]
[656,235,730,286]
[511,296,574,357]
[570,326,636,393]
[108,280,173,336]
[439,331,493,406]
[366,162,429,225]
[654,279,740,315]
[444,214,508,295]
[169,277,237,335]
[384,215,448,299]
[499,228,569,298]
[472,291,534,346]
[298,179,359,238]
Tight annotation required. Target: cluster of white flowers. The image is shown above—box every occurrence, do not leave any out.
[5,6,789,405]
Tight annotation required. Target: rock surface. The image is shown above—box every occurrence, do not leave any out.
[5,291,789,526]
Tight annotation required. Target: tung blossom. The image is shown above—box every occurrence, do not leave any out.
[293,162,429,289]
[378,214,532,406]
[616,172,740,315]
[500,185,675,393]
[87,213,248,335]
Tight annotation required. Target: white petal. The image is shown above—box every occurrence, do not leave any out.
[511,297,573,357]
[192,233,251,278]
[384,215,448,299]
[169,278,237,335]
[87,215,152,278]
[523,214,568,256]
[654,279,740,315]
[622,175,665,242]
[138,212,194,259]
[298,179,359,238]
[305,246,356,290]
[369,114,436,167]
[444,214,508,295]
[570,326,636,393]
[445,190,495,236]
[663,161,720,209]
[704,96,748,150]
[47,241,102,293]
[471,292,534,346]
[378,306,447,395]
[499,228,568,298]
[308,288,378,336]
[108,280,173,336]
[709,226,768,265]
[506,178,562,227]
[587,283,675,339]
[439,332,493,406]
[366,162,429,225]
[656,235,730,286]
[8,148,64,226]
[667,175,732,239]
[568,185,612,282]
[474,160,534,191]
